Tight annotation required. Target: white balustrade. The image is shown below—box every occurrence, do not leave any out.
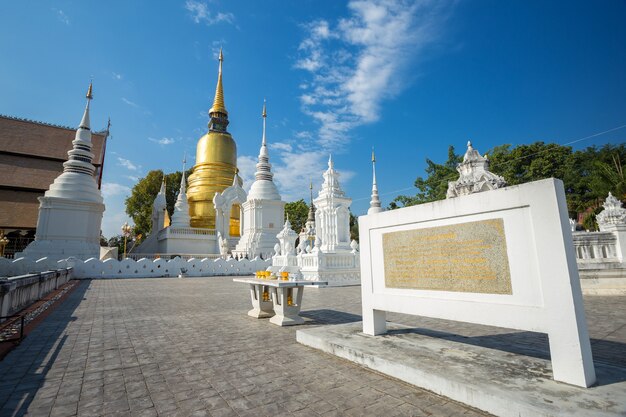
[0,256,271,280]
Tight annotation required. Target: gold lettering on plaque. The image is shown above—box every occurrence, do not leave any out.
[383,218,512,294]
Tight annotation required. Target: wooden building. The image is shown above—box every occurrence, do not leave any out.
[0,115,109,256]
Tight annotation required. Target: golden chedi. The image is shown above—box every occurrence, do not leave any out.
[187,49,241,234]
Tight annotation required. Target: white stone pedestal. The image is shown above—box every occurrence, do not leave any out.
[247,283,275,318]
[233,278,324,326]
[269,285,305,326]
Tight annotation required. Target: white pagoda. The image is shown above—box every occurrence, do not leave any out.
[19,84,105,260]
[297,155,360,286]
[233,101,285,259]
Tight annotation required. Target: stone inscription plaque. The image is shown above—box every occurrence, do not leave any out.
[383,218,512,294]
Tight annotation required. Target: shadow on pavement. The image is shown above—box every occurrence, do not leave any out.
[0,280,90,416]
[300,309,362,325]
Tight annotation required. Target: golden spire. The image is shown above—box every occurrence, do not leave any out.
[209,48,227,115]
[371,147,376,163]
[86,81,93,100]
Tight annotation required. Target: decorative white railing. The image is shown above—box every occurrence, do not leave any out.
[157,227,217,239]
[0,256,270,279]
[0,268,72,319]
[572,231,621,264]
[127,253,221,261]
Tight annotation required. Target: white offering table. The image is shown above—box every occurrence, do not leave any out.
[233,278,324,326]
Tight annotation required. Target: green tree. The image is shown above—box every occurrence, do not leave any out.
[388,141,626,225]
[350,212,359,242]
[390,145,461,208]
[125,169,189,238]
[284,199,309,233]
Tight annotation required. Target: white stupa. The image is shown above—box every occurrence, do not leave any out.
[19,83,105,260]
[170,155,191,228]
[233,101,285,259]
[151,177,170,233]
[368,149,383,214]
[298,155,360,286]
[315,155,352,252]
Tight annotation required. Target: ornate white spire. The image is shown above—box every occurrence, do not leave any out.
[170,155,191,227]
[153,176,167,210]
[597,192,626,231]
[446,140,507,199]
[319,154,344,199]
[368,149,383,214]
[261,99,267,149]
[247,100,281,200]
[43,83,103,204]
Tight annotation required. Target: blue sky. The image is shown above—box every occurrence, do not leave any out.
[1,1,625,239]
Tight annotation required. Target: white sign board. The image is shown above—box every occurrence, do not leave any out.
[358,179,595,387]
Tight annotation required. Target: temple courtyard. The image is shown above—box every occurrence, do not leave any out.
[0,277,624,417]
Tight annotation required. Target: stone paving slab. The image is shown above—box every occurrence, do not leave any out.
[0,277,623,417]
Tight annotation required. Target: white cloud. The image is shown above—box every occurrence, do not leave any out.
[272,150,328,202]
[112,72,123,80]
[125,175,140,182]
[52,8,70,25]
[295,0,450,149]
[149,137,176,145]
[117,157,140,171]
[121,97,151,116]
[185,0,234,25]
[236,155,257,192]
[121,97,138,107]
[269,142,293,152]
[101,182,131,198]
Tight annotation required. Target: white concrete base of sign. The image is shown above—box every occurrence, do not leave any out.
[297,322,626,417]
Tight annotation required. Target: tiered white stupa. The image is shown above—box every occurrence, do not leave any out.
[298,155,360,286]
[151,178,170,233]
[170,156,191,228]
[233,101,285,259]
[19,84,105,260]
[368,149,384,214]
[297,183,317,253]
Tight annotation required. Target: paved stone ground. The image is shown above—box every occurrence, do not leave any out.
[0,278,624,417]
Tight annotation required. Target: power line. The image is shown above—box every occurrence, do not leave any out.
[353,123,626,205]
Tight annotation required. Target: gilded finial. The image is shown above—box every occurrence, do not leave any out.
[86,81,93,100]
[262,99,267,118]
[371,147,376,163]
[209,48,227,116]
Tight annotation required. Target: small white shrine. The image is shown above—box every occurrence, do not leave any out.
[19,84,105,261]
[297,155,360,286]
[233,102,285,259]
[267,217,302,279]
[597,192,626,232]
[447,141,507,198]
